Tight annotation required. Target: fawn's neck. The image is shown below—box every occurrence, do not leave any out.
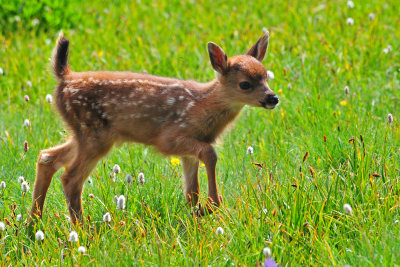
[192,79,244,143]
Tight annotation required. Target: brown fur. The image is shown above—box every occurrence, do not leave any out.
[30,31,278,223]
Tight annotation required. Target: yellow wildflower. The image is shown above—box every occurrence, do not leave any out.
[170,157,180,166]
[339,100,348,106]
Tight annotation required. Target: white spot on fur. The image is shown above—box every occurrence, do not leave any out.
[167,97,175,105]
[171,83,184,89]
[185,101,195,112]
[178,95,184,101]
[184,88,194,97]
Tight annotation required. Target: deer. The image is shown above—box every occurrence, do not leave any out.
[30,31,279,223]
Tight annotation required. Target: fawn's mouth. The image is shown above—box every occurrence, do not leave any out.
[259,101,279,109]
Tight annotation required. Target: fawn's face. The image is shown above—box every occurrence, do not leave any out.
[208,32,279,109]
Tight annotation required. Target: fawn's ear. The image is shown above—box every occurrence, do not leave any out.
[208,42,228,75]
[245,32,269,62]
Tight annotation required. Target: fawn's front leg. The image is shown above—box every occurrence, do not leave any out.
[160,138,222,215]
[181,156,200,207]
[196,144,222,215]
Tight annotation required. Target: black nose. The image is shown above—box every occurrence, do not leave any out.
[266,94,279,105]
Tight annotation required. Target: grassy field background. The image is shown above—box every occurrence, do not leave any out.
[0,0,399,265]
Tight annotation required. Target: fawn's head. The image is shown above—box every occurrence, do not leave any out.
[208,32,279,109]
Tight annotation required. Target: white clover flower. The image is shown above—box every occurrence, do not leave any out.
[45,94,53,103]
[346,18,354,25]
[263,247,272,258]
[383,48,389,54]
[0,222,5,231]
[347,1,354,8]
[369,13,375,21]
[117,195,125,210]
[114,195,119,204]
[35,230,45,241]
[267,70,275,80]
[26,81,32,88]
[287,83,292,90]
[138,173,145,185]
[388,113,393,124]
[16,214,22,221]
[21,181,30,193]
[138,172,145,184]
[386,45,392,52]
[103,212,111,222]
[110,172,116,182]
[24,119,31,127]
[69,231,78,242]
[125,174,132,183]
[24,95,30,102]
[247,146,254,154]
[0,67,3,75]
[262,27,268,33]
[216,227,224,235]
[344,85,349,95]
[78,246,86,253]
[0,181,6,189]
[32,18,40,26]
[343,203,353,215]
[262,208,268,214]
[18,176,25,183]
[14,16,21,22]
[113,164,121,174]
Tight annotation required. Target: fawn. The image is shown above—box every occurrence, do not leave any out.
[30,31,279,223]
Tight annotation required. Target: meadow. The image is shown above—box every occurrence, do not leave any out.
[0,0,399,265]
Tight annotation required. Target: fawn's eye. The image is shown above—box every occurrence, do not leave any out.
[239,81,252,90]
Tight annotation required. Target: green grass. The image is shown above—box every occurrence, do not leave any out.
[1,0,399,265]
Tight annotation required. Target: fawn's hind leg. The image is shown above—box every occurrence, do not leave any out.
[60,140,112,223]
[31,139,77,219]
[181,156,200,207]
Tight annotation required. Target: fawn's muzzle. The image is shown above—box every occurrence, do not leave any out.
[260,94,279,109]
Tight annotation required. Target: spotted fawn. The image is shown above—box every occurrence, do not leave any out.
[30,31,279,223]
